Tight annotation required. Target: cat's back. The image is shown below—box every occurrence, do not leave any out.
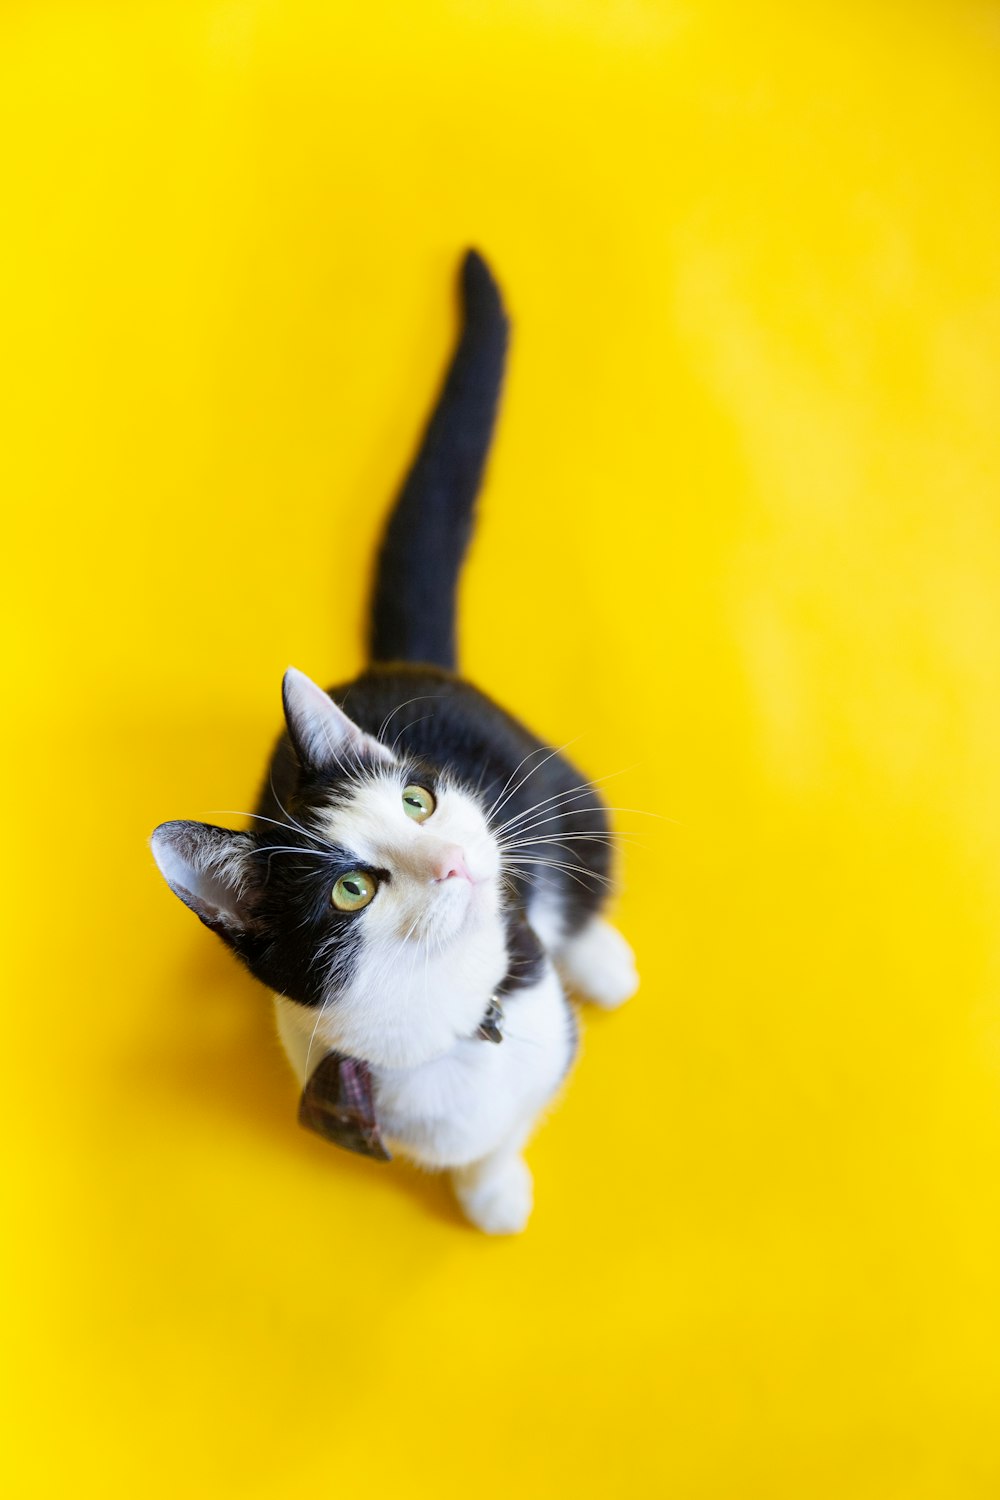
[338,665,545,781]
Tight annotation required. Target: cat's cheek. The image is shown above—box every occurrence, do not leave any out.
[470,840,502,885]
[470,874,502,926]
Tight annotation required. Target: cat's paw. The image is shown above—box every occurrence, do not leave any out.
[454,1155,534,1235]
[559,917,639,1009]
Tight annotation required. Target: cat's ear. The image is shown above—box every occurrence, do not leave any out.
[281,666,392,775]
[151,821,260,936]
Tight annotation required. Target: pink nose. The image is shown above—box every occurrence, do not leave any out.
[433,844,473,883]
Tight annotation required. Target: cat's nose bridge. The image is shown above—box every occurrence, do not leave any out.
[395,835,472,884]
[431,842,472,884]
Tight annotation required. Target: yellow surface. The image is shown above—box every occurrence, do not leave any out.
[4,2,1000,1495]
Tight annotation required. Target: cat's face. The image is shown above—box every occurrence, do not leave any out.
[152,668,509,1068]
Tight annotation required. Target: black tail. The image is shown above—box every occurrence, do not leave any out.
[369,249,509,671]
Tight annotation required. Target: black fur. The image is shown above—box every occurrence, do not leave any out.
[256,664,610,977]
[369,249,509,672]
[156,251,613,1014]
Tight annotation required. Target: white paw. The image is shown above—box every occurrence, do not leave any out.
[559,918,639,1009]
[454,1156,534,1235]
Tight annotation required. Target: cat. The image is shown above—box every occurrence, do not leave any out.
[151,250,639,1233]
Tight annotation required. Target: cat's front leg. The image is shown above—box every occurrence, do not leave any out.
[557,915,639,1009]
[451,1128,534,1235]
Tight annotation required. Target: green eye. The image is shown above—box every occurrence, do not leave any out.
[402,784,436,822]
[331,871,377,912]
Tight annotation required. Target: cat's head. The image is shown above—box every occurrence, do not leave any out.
[151,668,508,1068]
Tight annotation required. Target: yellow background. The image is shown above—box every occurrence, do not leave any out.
[4,2,1000,1495]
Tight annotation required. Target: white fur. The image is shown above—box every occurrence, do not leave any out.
[277,960,570,1234]
[309,772,508,1069]
[273,750,637,1233]
[557,916,640,1009]
[526,888,566,952]
[453,1145,534,1235]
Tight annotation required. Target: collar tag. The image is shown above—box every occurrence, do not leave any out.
[475,994,504,1044]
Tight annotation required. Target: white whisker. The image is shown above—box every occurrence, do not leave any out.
[208,809,332,847]
[376,694,438,743]
[486,737,584,825]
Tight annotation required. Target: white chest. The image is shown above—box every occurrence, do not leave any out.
[373,965,575,1167]
[275,963,575,1170]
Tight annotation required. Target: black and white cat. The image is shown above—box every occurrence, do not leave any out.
[151,251,638,1233]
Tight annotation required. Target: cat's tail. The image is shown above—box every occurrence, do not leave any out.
[368,248,509,672]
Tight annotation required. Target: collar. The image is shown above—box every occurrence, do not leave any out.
[297,909,544,1162]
